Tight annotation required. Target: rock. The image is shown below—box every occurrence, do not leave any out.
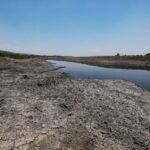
[22,74,30,79]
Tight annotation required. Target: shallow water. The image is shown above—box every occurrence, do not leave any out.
[48,60,150,91]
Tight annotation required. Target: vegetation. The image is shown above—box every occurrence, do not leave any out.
[1,50,150,69]
[145,53,150,56]
[115,53,120,56]
[49,55,150,70]
[0,53,36,59]
[0,50,48,59]
[74,55,150,62]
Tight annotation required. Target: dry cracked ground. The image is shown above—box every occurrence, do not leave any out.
[0,58,150,150]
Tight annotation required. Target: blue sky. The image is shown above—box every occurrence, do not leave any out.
[0,0,150,56]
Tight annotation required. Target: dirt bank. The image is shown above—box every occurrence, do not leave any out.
[0,58,150,150]
[48,56,150,70]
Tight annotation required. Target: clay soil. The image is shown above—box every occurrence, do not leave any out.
[0,58,150,150]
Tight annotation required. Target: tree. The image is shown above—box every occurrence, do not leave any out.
[116,53,120,56]
[145,53,150,56]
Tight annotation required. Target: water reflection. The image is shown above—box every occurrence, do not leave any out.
[49,60,150,91]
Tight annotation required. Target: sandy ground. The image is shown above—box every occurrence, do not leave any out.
[0,58,150,150]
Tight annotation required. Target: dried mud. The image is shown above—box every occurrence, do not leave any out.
[0,58,150,150]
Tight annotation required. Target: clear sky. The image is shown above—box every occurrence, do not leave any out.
[0,0,150,56]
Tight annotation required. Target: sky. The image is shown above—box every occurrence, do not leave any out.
[0,0,150,56]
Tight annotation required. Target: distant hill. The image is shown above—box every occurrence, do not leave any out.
[0,50,37,59]
[145,53,150,56]
[0,50,15,54]
[0,50,51,59]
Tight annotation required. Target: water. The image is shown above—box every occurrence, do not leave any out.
[49,60,150,91]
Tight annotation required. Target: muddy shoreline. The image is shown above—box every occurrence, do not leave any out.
[0,58,150,150]
[48,56,150,70]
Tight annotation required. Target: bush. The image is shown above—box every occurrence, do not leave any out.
[116,53,120,56]
[145,53,150,56]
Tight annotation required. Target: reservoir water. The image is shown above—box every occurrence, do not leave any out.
[49,60,150,91]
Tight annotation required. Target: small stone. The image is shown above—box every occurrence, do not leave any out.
[42,124,46,128]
